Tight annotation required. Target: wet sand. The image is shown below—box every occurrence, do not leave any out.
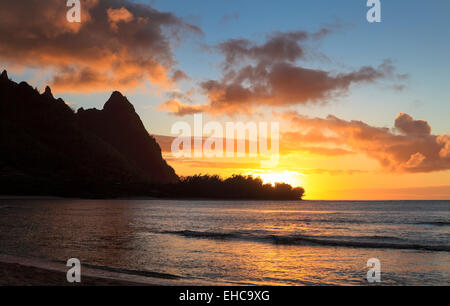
[0,261,147,286]
[0,254,204,286]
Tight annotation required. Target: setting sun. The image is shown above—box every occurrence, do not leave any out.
[247,170,305,188]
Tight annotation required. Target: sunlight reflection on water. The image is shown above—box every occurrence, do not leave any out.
[0,199,448,285]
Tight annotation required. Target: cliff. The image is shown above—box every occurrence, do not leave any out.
[0,70,178,197]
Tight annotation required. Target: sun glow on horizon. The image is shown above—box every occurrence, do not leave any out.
[246,170,306,188]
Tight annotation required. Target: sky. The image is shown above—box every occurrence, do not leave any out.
[1,0,449,199]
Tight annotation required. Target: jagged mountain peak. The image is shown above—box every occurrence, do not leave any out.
[104,91,135,113]
[1,70,8,81]
[42,85,54,99]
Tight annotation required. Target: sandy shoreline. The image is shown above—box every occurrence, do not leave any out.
[0,254,201,286]
[0,261,147,286]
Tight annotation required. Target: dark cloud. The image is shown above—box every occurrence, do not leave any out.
[191,59,397,115]
[217,31,309,67]
[0,0,201,92]
[171,69,190,82]
[161,28,407,116]
[395,113,432,136]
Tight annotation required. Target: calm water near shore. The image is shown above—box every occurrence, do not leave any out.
[0,199,448,285]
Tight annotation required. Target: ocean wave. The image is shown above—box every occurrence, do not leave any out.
[161,230,450,252]
[414,221,450,226]
[295,218,450,227]
[268,235,449,252]
[163,230,238,240]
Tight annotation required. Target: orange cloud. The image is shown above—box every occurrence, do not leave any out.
[0,0,201,92]
[107,7,134,31]
[437,135,450,158]
[278,112,450,173]
[159,99,209,116]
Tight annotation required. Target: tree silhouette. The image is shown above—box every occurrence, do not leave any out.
[160,174,305,200]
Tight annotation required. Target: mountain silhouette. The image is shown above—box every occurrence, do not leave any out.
[0,70,178,197]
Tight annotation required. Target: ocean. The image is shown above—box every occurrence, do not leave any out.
[0,199,448,285]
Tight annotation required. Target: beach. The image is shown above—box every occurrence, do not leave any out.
[0,261,144,286]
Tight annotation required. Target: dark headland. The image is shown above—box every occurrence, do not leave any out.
[0,71,304,200]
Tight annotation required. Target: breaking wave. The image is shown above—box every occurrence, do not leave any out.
[161,230,449,252]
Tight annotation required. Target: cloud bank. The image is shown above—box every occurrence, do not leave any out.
[161,29,406,116]
[0,0,201,92]
[278,112,450,173]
